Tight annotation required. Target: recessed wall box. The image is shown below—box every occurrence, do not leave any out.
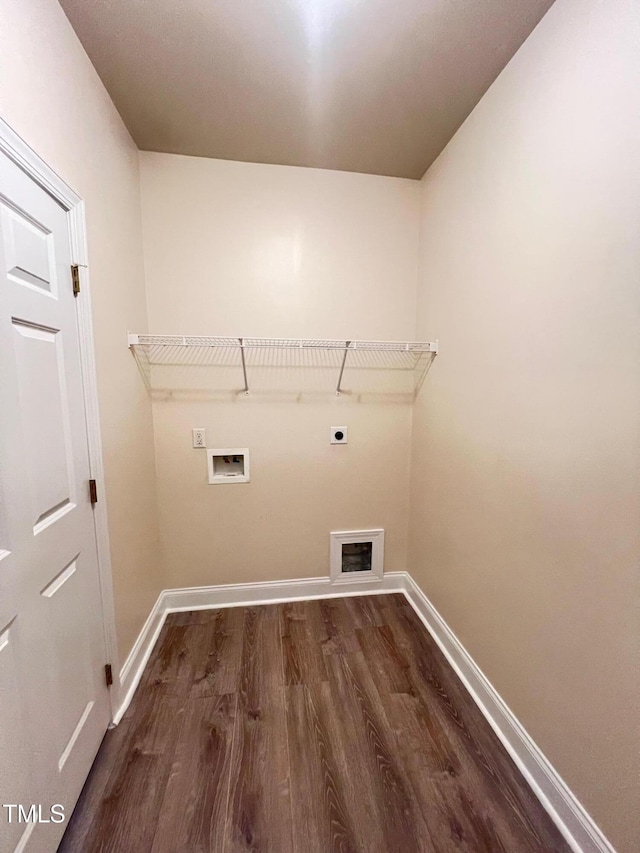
[329,529,384,584]
[207,448,250,484]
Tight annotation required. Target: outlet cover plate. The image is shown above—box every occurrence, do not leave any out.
[330,426,348,444]
[192,428,206,448]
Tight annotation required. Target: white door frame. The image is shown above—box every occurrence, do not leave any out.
[0,117,119,718]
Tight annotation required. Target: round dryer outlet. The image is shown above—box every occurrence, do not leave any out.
[330,426,348,444]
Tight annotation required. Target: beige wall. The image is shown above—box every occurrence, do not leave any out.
[0,0,162,663]
[140,153,419,588]
[409,0,640,849]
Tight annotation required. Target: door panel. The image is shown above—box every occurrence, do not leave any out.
[0,150,110,853]
[1,201,57,296]
[11,319,76,532]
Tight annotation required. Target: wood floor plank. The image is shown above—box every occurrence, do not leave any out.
[379,594,568,851]
[343,594,387,629]
[57,721,132,853]
[125,623,205,713]
[280,601,328,685]
[225,605,294,852]
[60,621,205,852]
[384,690,508,853]
[75,693,185,852]
[324,649,434,852]
[286,682,364,853]
[306,597,362,655]
[150,694,237,853]
[59,596,571,853]
[165,610,218,627]
[190,608,245,698]
[355,623,414,695]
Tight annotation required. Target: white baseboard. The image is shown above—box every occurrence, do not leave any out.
[162,571,404,613]
[114,570,615,853]
[403,573,616,853]
[114,593,166,725]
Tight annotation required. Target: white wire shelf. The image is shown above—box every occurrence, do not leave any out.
[128,334,438,396]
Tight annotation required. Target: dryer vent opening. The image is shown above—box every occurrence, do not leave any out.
[341,541,373,573]
[330,529,384,585]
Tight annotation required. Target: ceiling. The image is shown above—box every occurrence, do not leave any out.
[59,0,555,179]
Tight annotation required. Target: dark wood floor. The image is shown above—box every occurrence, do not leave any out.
[58,594,570,852]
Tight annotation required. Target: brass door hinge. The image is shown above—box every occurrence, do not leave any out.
[71,264,81,296]
[89,479,98,504]
[104,663,113,687]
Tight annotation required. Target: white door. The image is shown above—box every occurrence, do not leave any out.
[0,151,111,852]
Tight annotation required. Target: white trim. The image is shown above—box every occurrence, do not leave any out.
[402,573,616,853]
[0,119,79,209]
[69,203,119,716]
[0,118,119,715]
[163,571,403,612]
[114,591,167,725]
[115,570,616,852]
[330,528,385,584]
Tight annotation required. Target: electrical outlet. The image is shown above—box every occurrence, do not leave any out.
[192,428,206,448]
[330,426,348,444]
